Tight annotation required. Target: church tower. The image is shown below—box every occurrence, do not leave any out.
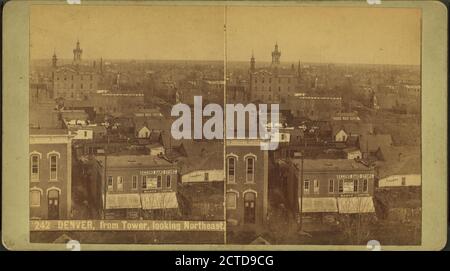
[73,40,83,65]
[271,43,281,66]
[250,51,255,72]
[52,51,58,68]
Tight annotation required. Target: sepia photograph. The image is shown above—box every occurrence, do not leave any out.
[1,0,446,251]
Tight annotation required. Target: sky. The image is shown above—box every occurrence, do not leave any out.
[30,5,421,65]
[30,5,225,61]
[227,6,421,65]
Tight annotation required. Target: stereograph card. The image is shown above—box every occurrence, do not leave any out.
[2,0,447,251]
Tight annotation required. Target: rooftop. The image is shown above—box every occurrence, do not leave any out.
[103,154,174,168]
[291,158,371,172]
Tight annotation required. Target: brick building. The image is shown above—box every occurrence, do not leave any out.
[285,159,376,228]
[51,41,101,100]
[29,106,73,220]
[226,139,268,227]
[95,154,179,219]
[248,44,302,108]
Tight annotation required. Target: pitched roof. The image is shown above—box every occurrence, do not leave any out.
[376,146,421,178]
[133,116,171,132]
[331,122,373,137]
[359,134,393,153]
[178,141,224,174]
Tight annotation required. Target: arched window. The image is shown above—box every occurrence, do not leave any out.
[30,190,41,207]
[49,154,58,181]
[227,156,236,183]
[30,154,40,181]
[245,156,255,183]
[226,191,238,209]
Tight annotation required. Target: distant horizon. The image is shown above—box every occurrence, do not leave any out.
[31,57,420,67]
[30,6,420,66]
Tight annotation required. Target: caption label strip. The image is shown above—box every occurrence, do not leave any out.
[31,220,226,232]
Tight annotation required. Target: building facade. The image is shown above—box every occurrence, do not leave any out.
[51,41,101,100]
[226,139,268,227]
[30,129,73,220]
[248,44,302,107]
[97,155,179,219]
[286,159,376,228]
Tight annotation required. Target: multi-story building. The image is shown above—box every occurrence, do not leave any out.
[285,159,375,228]
[248,44,302,108]
[95,154,179,219]
[51,41,101,100]
[29,107,73,220]
[226,139,268,227]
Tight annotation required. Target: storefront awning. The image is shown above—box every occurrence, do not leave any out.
[141,192,179,210]
[105,193,141,209]
[298,197,338,213]
[337,196,375,214]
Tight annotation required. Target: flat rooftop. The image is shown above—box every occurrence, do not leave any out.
[102,154,174,168]
[291,159,371,172]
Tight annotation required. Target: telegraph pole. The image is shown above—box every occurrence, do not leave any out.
[298,152,304,232]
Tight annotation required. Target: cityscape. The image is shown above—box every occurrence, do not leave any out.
[29,5,421,245]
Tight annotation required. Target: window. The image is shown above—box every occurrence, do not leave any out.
[246,157,255,183]
[204,172,209,181]
[142,176,147,189]
[30,155,39,181]
[226,192,237,209]
[338,180,344,193]
[157,175,162,188]
[30,190,41,207]
[117,176,123,191]
[401,177,406,186]
[328,179,335,193]
[313,179,319,194]
[278,86,281,92]
[132,176,138,190]
[49,155,57,180]
[353,180,359,192]
[80,83,83,89]
[166,175,171,188]
[227,157,236,183]
[107,176,113,191]
[303,180,310,194]
[84,131,88,138]
[362,179,368,192]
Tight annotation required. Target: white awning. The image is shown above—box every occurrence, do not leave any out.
[299,197,338,213]
[337,196,375,214]
[105,193,141,209]
[141,192,179,210]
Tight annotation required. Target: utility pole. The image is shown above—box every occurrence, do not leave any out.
[102,135,109,219]
[297,152,304,233]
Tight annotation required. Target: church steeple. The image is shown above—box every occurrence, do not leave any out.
[52,50,58,68]
[73,39,83,65]
[271,42,281,66]
[250,50,255,71]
